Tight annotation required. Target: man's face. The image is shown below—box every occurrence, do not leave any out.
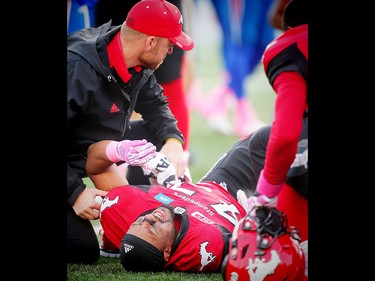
[138,37,174,70]
[126,205,176,251]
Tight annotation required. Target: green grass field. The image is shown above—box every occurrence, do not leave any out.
[67,41,275,280]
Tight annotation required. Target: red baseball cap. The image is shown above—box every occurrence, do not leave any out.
[125,0,194,51]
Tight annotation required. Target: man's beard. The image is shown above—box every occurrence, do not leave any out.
[138,51,165,70]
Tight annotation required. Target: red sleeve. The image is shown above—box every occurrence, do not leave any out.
[263,71,307,185]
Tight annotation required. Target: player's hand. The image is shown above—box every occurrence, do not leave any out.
[143,157,192,186]
[142,152,177,187]
[160,139,186,179]
[247,170,283,211]
[247,193,278,211]
[72,187,108,220]
[107,139,157,165]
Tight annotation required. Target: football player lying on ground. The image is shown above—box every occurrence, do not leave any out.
[86,124,307,275]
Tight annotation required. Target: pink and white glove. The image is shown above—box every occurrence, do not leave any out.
[105,139,157,166]
[141,152,177,187]
[247,170,283,211]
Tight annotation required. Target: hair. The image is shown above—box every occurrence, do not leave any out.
[282,0,307,31]
[121,21,148,40]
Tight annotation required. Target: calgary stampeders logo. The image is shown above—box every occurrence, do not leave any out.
[199,241,216,271]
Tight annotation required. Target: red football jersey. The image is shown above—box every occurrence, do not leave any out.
[262,24,308,78]
[261,24,308,185]
[99,182,247,272]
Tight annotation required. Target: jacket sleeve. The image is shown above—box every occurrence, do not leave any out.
[67,164,86,206]
[134,74,185,145]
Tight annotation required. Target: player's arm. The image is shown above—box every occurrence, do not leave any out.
[87,138,158,190]
[264,71,307,184]
[86,141,129,191]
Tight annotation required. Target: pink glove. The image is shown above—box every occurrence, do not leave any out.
[247,170,283,211]
[105,139,157,166]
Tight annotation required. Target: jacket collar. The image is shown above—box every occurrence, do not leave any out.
[107,32,142,83]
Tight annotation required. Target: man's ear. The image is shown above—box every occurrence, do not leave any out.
[163,246,172,262]
[145,36,158,51]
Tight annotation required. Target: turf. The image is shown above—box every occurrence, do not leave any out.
[67,257,223,281]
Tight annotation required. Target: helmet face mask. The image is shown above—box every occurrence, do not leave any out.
[222,206,305,281]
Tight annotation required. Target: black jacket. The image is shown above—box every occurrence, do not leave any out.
[67,21,184,205]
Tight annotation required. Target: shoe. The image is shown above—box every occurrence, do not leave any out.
[99,229,120,258]
[207,117,233,135]
[202,85,233,121]
[233,98,265,136]
[100,248,120,258]
[235,119,266,136]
